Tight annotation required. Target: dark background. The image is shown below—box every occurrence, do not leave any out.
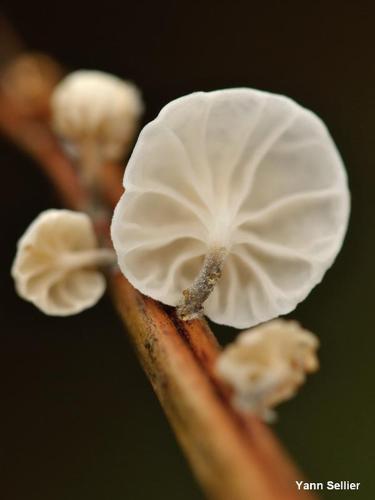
[1,2,374,499]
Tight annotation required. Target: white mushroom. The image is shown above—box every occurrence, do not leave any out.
[111,88,350,328]
[51,70,144,186]
[11,209,115,315]
[216,319,319,421]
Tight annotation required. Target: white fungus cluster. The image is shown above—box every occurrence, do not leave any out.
[11,209,115,315]
[216,319,319,420]
[111,88,350,328]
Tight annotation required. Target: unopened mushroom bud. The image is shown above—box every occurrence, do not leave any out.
[111,88,350,328]
[11,209,116,316]
[216,319,319,421]
[51,70,144,187]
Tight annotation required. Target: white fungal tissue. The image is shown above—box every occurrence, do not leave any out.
[216,319,319,420]
[111,88,350,328]
[11,209,115,315]
[51,70,144,163]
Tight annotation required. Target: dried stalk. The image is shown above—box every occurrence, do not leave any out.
[0,57,317,500]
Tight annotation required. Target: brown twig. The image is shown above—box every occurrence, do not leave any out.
[0,53,317,500]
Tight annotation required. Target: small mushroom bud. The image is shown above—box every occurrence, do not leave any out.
[11,209,116,316]
[111,88,350,328]
[51,70,144,187]
[216,319,319,421]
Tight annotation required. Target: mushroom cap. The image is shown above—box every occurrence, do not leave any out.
[216,319,319,413]
[51,70,144,160]
[111,88,350,328]
[11,209,106,315]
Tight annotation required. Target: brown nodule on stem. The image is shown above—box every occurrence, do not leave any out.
[177,247,227,321]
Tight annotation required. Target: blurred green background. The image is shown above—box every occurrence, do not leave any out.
[1,1,374,499]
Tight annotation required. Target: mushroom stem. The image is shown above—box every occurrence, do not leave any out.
[78,140,113,238]
[79,139,102,190]
[177,246,227,321]
[59,248,116,270]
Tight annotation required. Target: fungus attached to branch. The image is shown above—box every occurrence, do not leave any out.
[111,88,350,328]
[11,209,116,315]
[216,319,319,421]
[51,70,144,188]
